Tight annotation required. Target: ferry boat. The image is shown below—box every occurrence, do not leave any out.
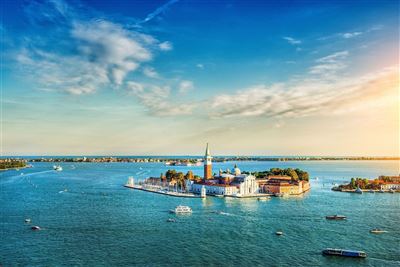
[322,248,367,258]
[53,165,63,171]
[170,205,192,214]
[370,228,388,234]
[325,215,347,220]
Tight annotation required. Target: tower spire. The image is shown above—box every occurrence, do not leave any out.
[205,142,210,157]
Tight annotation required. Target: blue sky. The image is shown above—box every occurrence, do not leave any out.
[1,0,399,156]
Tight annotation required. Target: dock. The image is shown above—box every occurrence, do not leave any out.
[124,185,203,198]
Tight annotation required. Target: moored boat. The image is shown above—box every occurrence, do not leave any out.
[326,215,346,220]
[258,196,271,201]
[322,248,367,258]
[170,205,192,214]
[355,187,363,194]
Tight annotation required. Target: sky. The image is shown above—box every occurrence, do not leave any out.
[0,0,399,156]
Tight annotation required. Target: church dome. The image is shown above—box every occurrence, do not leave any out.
[232,164,241,175]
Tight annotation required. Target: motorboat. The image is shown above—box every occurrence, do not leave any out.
[322,248,367,258]
[370,228,388,234]
[326,215,347,220]
[355,187,363,194]
[257,196,271,201]
[275,231,283,235]
[166,218,176,223]
[53,165,63,171]
[170,205,192,214]
[25,218,31,223]
[31,226,41,231]
[274,193,284,197]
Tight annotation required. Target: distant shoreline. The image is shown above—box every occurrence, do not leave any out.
[1,156,398,163]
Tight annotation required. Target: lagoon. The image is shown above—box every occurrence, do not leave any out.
[1,160,399,266]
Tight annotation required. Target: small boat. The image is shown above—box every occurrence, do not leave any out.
[275,231,283,235]
[369,190,375,193]
[170,205,192,214]
[322,248,367,258]
[31,226,41,231]
[388,189,395,193]
[166,218,176,223]
[378,190,385,193]
[274,193,284,197]
[355,187,363,194]
[257,196,271,201]
[25,218,31,223]
[53,165,63,171]
[215,194,224,198]
[326,215,347,220]
[370,228,388,234]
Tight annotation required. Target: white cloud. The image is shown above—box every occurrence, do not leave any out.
[210,61,397,119]
[309,51,348,77]
[143,66,159,78]
[196,63,204,69]
[283,36,302,45]
[127,82,194,116]
[159,41,173,51]
[178,80,194,93]
[342,32,362,38]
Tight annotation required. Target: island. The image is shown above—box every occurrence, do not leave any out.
[126,144,311,198]
[0,159,27,171]
[332,175,400,193]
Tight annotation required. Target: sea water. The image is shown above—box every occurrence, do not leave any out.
[1,160,399,266]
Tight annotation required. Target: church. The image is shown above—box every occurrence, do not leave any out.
[186,143,259,197]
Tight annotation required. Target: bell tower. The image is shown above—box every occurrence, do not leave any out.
[204,143,213,179]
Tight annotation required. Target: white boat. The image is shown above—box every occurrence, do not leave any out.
[258,196,271,201]
[355,187,363,194]
[276,231,283,235]
[170,205,192,214]
[53,165,63,171]
[370,228,388,234]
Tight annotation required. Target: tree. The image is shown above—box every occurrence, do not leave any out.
[185,170,194,180]
[350,178,356,189]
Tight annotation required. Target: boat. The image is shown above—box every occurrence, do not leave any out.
[53,165,63,171]
[370,228,388,234]
[258,196,271,201]
[378,189,385,193]
[31,226,41,231]
[369,190,375,193]
[326,215,347,220]
[25,218,31,223]
[388,189,395,193]
[322,248,367,258]
[215,194,224,198]
[166,218,176,223]
[275,231,283,235]
[355,187,363,194]
[170,205,192,214]
[274,193,284,197]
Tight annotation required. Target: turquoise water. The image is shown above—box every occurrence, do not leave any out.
[1,160,399,266]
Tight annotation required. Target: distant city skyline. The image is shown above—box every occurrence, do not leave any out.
[1,0,399,156]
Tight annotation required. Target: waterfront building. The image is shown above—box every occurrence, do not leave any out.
[380,182,400,190]
[190,144,259,197]
[263,175,310,195]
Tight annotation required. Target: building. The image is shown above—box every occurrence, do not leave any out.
[189,144,259,197]
[380,182,400,190]
[263,175,310,195]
